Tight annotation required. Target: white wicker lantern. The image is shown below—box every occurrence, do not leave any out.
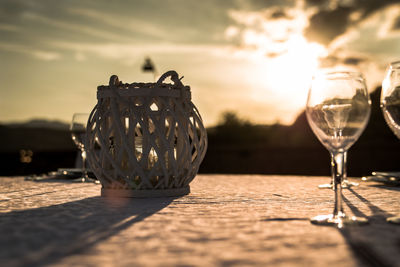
[86,71,207,197]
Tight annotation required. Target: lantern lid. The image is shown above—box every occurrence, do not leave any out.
[96,70,191,100]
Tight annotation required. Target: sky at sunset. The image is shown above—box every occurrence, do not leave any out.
[1,0,400,126]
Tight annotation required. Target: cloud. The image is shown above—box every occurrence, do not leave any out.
[74,52,86,62]
[51,41,230,64]
[21,12,129,42]
[226,0,400,63]
[1,0,399,125]
[31,50,61,61]
[300,2,400,89]
[375,4,400,39]
[0,23,20,32]
[393,16,400,30]
[326,4,400,57]
[67,7,170,40]
[225,4,322,59]
[0,42,61,61]
[343,56,365,65]
[304,6,353,45]
[269,8,292,19]
[224,26,240,40]
[304,0,400,45]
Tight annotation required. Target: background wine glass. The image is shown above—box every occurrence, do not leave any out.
[306,71,371,227]
[70,113,98,183]
[318,152,359,189]
[381,60,400,224]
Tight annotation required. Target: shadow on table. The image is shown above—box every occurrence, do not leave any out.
[340,188,400,267]
[368,184,400,192]
[0,196,176,266]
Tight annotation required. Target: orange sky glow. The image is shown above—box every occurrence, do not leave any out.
[1,0,400,126]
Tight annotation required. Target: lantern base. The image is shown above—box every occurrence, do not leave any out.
[101,186,190,198]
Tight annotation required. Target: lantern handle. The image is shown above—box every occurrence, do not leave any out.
[108,75,129,102]
[109,75,123,97]
[156,71,183,87]
[109,75,121,87]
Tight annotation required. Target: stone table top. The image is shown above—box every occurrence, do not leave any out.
[0,175,399,267]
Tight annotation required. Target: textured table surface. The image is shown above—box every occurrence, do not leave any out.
[0,175,399,267]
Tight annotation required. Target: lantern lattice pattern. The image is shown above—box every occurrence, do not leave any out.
[86,71,207,197]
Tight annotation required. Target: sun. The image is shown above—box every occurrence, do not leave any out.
[247,33,327,123]
[225,7,328,124]
[271,34,327,99]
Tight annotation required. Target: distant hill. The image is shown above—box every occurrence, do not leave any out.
[202,86,400,176]
[5,119,70,130]
[1,87,400,176]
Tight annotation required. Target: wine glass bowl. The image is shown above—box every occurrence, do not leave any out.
[382,61,400,138]
[381,61,400,224]
[306,71,371,227]
[307,72,371,153]
[71,121,86,151]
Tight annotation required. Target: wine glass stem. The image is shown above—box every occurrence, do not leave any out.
[81,149,88,179]
[330,152,347,185]
[343,152,347,182]
[331,151,345,217]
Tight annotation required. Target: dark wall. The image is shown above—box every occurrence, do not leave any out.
[0,126,77,175]
[0,151,77,176]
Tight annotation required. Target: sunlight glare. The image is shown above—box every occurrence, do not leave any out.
[248,34,327,120]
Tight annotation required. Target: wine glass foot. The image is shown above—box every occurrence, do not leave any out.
[318,180,359,189]
[318,183,333,189]
[387,216,400,224]
[72,177,100,184]
[311,214,368,228]
[343,181,359,188]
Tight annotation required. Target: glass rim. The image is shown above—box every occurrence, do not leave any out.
[72,112,90,118]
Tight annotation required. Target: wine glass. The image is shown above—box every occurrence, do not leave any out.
[381,60,400,224]
[306,71,371,227]
[70,113,98,183]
